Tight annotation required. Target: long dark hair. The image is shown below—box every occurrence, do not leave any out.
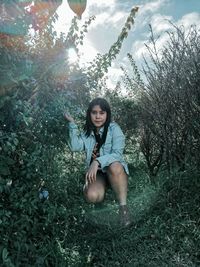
[84,98,111,145]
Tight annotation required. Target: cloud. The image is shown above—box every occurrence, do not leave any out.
[137,0,168,20]
[85,1,128,30]
[79,38,98,66]
[150,14,173,33]
[85,0,116,26]
[106,66,124,89]
[131,40,147,61]
[177,12,200,30]
[54,0,75,33]
[131,10,200,64]
[55,0,118,33]
[140,0,168,14]
[88,0,116,9]
[107,11,128,26]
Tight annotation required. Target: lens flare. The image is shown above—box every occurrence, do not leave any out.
[68,47,78,64]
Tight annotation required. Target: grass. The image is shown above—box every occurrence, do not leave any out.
[57,168,200,267]
[1,167,200,266]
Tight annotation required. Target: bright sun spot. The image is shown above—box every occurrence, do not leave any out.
[68,48,78,64]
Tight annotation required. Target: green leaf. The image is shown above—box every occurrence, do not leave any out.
[0,156,15,165]
[2,248,8,262]
[0,165,10,176]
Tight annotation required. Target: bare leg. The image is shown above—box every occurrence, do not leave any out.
[107,162,131,226]
[106,161,128,205]
[83,173,106,203]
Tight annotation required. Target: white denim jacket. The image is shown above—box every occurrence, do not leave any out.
[67,122,129,174]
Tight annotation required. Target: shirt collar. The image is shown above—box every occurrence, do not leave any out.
[91,126,104,136]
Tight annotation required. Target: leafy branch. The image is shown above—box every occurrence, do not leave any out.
[87,6,139,88]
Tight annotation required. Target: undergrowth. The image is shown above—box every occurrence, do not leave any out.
[1,165,200,267]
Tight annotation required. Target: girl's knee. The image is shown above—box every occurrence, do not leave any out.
[84,187,104,203]
[108,162,124,176]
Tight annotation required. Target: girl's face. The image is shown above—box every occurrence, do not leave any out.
[90,105,107,130]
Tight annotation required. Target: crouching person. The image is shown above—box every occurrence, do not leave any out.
[64,97,131,227]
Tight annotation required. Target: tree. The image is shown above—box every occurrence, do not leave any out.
[139,24,200,174]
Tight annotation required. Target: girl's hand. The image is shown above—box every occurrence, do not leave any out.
[63,112,74,122]
[85,160,99,184]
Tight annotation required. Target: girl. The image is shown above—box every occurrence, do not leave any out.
[64,98,131,227]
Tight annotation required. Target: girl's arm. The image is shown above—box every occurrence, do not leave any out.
[64,113,84,152]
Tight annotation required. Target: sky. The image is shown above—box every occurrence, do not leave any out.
[55,0,200,88]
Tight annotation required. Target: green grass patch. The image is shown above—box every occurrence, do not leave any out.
[1,168,200,266]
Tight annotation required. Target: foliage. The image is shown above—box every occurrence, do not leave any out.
[0,11,90,267]
[123,24,200,177]
[1,4,200,266]
[87,7,139,92]
[0,6,141,266]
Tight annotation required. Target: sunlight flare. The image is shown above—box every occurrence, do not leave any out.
[68,47,78,64]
